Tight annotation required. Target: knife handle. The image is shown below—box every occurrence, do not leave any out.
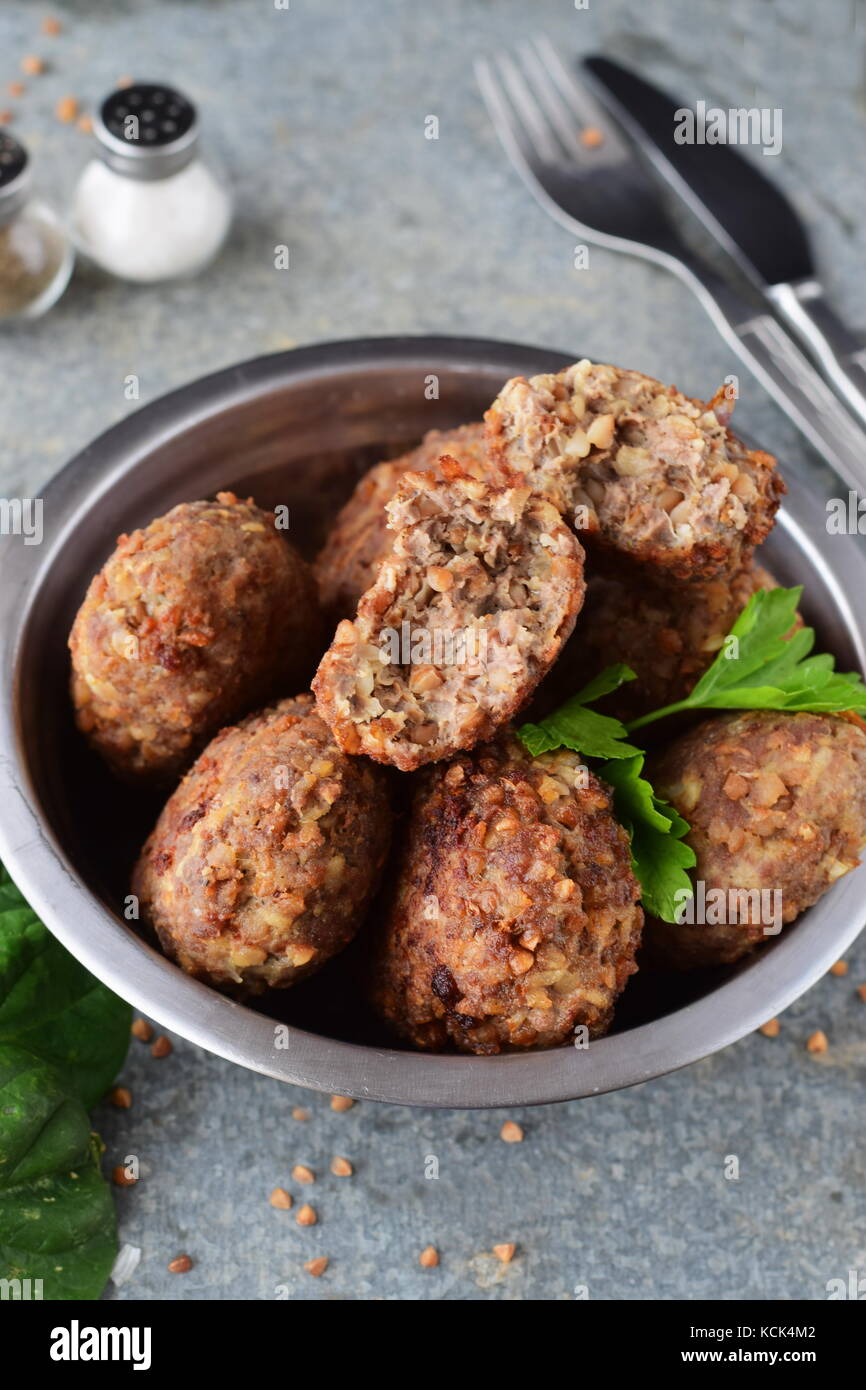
[768,279,866,430]
[668,254,866,495]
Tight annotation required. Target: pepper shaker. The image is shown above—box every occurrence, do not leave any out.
[0,129,74,323]
[71,82,232,283]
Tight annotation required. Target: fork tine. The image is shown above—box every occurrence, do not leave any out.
[531,34,629,158]
[493,51,567,165]
[515,41,589,161]
[474,55,556,174]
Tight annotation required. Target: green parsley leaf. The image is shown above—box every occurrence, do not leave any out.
[517,664,643,759]
[627,586,866,731]
[601,756,696,923]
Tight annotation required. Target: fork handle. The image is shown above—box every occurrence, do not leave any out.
[767,279,866,431]
[672,257,866,494]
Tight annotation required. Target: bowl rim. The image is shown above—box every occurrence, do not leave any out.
[2,333,866,1108]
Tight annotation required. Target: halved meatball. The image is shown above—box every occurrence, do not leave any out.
[485,360,783,579]
[69,492,323,785]
[313,422,489,619]
[532,561,787,726]
[312,459,586,771]
[369,737,643,1053]
[132,695,392,993]
[647,710,866,968]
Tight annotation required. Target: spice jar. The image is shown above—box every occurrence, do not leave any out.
[71,82,232,283]
[0,129,73,323]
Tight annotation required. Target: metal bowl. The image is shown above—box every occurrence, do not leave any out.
[2,336,865,1107]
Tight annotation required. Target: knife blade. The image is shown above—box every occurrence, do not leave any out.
[583,55,866,429]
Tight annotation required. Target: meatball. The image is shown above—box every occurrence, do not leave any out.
[647,711,866,968]
[132,695,392,993]
[370,737,643,1053]
[485,360,783,580]
[532,561,786,726]
[312,457,585,771]
[313,422,489,619]
[70,492,323,785]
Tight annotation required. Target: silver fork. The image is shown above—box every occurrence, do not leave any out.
[476,37,866,493]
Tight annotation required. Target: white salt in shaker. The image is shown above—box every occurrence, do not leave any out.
[0,129,73,322]
[72,82,232,283]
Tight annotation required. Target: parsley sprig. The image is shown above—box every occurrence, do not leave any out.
[626,586,866,731]
[516,585,866,923]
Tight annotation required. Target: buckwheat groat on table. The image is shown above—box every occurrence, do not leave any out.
[485,360,783,580]
[69,492,323,785]
[370,736,643,1053]
[531,560,792,726]
[313,421,489,619]
[312,457,586,771]
[132,695,392,993]
[647,710,866,969]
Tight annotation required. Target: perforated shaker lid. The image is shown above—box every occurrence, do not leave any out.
[93,82,200,180]
[0,130,31,219]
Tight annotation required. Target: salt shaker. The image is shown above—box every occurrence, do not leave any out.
[71,82,232,283]
[0,129,73,323]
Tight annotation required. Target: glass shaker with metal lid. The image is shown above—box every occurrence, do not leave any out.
[0,129,74,323]
[71,82,232,283]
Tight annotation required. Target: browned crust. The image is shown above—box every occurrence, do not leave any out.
[313,422,489,619]
[69,492,323,786]
[132,694,392,993]
[369,736,643,1053]
[312,461,586,771]
[647,711,866,968]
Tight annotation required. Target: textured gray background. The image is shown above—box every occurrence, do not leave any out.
[1,0,865,1301]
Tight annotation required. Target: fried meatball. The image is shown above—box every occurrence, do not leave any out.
[370,737,643,1053]
[70,492,323,785]
[532,561,786,726]
[313,422,489,619]
[132,695,392,993]
[647,711,866,968]
[312,458,586,771]
[485,360,783,580]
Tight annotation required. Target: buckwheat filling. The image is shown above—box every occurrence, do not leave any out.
[312,460,585,771]
[485,360,783,579]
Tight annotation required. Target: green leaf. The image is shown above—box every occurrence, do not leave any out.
[0,861,130,1300]
[518,664,643,759]
[601,757,696,923]
[0,864,131,1108]
[627,587,866,731]
[0,1045,118,1300]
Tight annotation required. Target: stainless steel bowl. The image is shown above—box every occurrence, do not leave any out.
[2,336,865,1107]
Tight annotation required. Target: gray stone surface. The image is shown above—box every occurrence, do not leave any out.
[1,0,865,1301]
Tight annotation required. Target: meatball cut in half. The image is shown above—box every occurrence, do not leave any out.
[485,360,783,580]
[132,695,392,994]
[312,459,586,772]
[70,492,323,785]
[313,422,489,619]
[370,737,643,1054]
[532,561,790,726]
[648,711,866,969]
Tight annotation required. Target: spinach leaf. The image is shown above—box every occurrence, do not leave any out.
[0,862,131,1300]
[0,864,131,1108]
[0,1045,118,1300]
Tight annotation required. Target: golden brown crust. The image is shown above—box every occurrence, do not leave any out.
[648,711,866,968]
[369,736,643,1053]
[69,493,323,786]
[132,694,392,993]
[485,361,784,580]
[312,463,586,771]
[313,423,489,619]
